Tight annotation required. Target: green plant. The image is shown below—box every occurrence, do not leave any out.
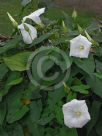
[0,6,102,136]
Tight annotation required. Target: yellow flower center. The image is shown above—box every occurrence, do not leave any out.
[79,45,85,50]
[75,111,81,117]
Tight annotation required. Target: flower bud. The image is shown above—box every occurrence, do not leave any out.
[78,24,83,33]
[85,30,99,46]
[85,30,93,42]
[7,12,18,28]
[62,21,68,32]
[72,9,77,19]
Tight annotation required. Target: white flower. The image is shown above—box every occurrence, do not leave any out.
[18,23,37,44]
[62,99,91,128]
[70,34,92,58]
[23,8,45,25]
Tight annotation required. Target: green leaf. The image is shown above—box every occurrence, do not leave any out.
[3,52,31,71]
[62,11,73,29]
[86,22,100,33]
[0,64,8,80]
[27,122,44,136]
[54,102,63,125]
[96,112,102,136]
[7,77,23,86]
[30,30,57,47]
[7,90,29,123]
[95,59,102,72]
[88,130,98,136]
[38,114,54,126]
[21,0,31,6]
[0,36,21,55]
[30,100,42,123]
[7,106,29,124]
[0,72,23,99]
[23,83,41,100]
[45,128,58,135]
[87,77,102,98]
[6,72,23,86]
[59,127,78,136]
[94,72,102,79]
[67,92,77,101]
[48,86,66,107]
[93,32,102,42]
[8,123,24,136]
[0,102,6,125]
[71,84,90,94]
[52,36,69,46]
[87,101,101,136]
[74,55,95,75]
[0,127,8,136]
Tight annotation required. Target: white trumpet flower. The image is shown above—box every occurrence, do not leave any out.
[23,8,45,25]
[70,34,92,58]
[62,99,91,128]
[18,23,37,44]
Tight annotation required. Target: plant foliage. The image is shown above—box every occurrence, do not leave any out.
[0,4,102,136]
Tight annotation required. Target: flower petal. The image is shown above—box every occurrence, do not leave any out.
[18,23,37,44]
[23,8,45,25]
[70,34,92,58]
[62,99,91,128]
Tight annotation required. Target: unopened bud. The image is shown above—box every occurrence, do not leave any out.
[78,24,83,33]
[85,30,99,46]
[72,9,77,19]
[62,20,68,32]
[7,12,18,28]
[63,82,70,93]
